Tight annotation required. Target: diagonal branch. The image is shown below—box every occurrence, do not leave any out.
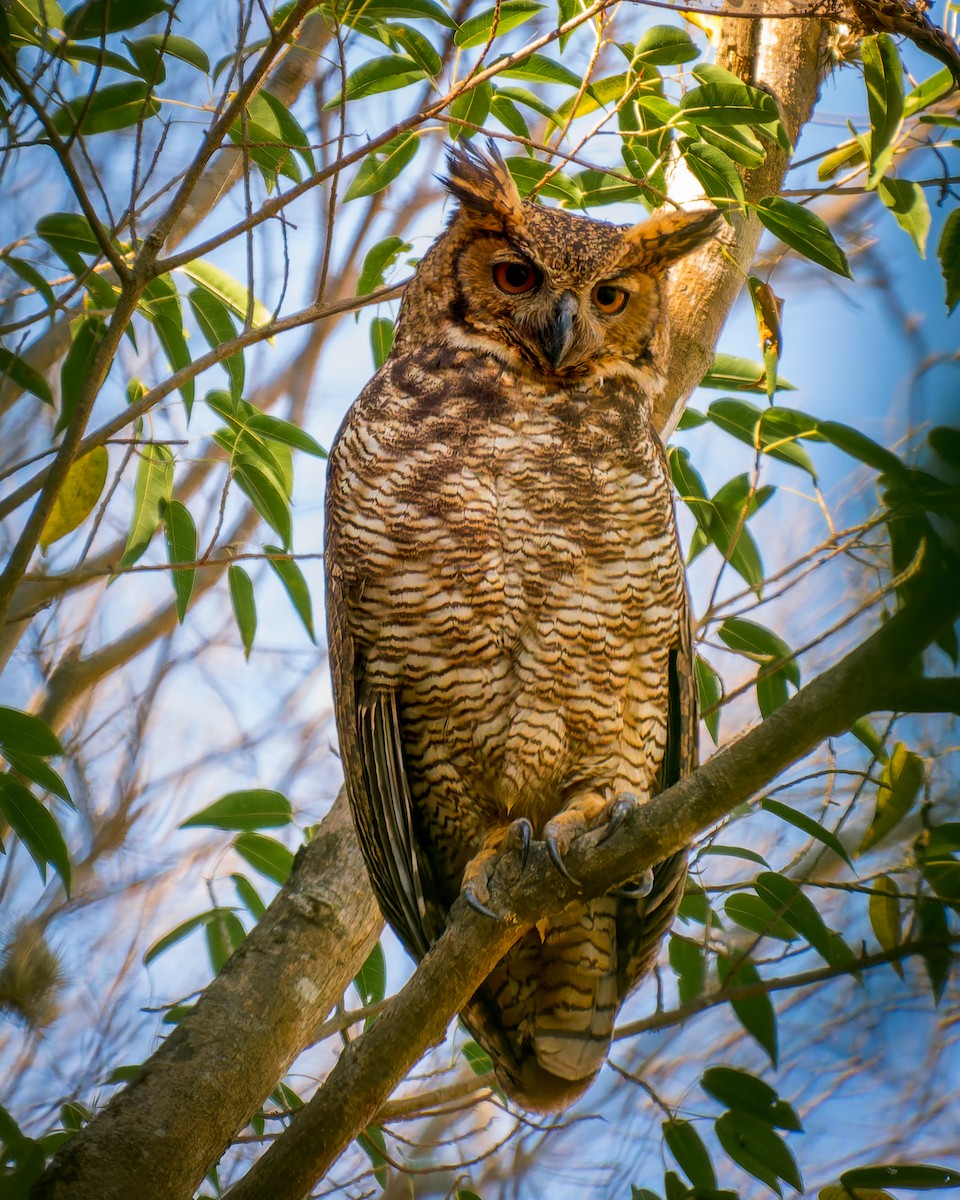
[223,560,960,1200]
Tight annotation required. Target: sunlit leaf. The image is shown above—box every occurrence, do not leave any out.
[344,133,420,201]
[188,287,243,403]
[862,34,904,188]
[356,236,411,299]
[118,443,174,570]
[39,446,108,551]
[326,54,426,108]
[51,81,160,135]
[181,789,292,831]
[861,742,924,851]
[180,260,271,329]
[228,564,257,658]
[233,832,294,885]
[449,81,493,140]
[265,545,316,642]
[64,0,171,39]
[756,197,851,279]
[455,1,543,49]
[694,654,721,744]
[878,177,930,256]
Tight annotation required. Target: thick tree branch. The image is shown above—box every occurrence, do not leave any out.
[224,563,960,1200]
[30,790,382,1200]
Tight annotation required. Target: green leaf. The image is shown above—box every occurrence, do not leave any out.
[180,260,271,329]
[180,789,292,831]
[862,34,904,188]
[490,93,531,141]
[39,446,109,551]
[144,909,234,965]
[498,52,582,89]
[265,545,316,642]
[326,54,426,107]
[706,397,819,478]
[0,707,63,758]
[840,1165,960,1191]
[455,0,543,49]
[188,288,243,403]
[354,940,387,1009]
[694,122,765,168]
[245,414,326,458]
[0,748,72,805]
[861,742,925,851]
[388,23,442,76]
[139,273,193,413]
[701,1067,802,1131]
[816,419,905,476]
[161,499,197,623]
[58,315,106,436]
[495,85,563,129]
[703,844,769,867]
[717,953,778,1066]
[718,617,800,688]
[505,156,581,204]
[228,564,257,658]
[64,0,171,39]
[462,1039,494,1075]
[54,38,142,74]
[680,141,745,208]
[700,353,794,394]
[2,253,57,313]
[231,873,266,919]
[724,893,799,941]
[755,872,857,971]
[868,875,903,977]
[357,1125,388,1188]
[669,934,705,1004]
[257,90,315,173]
[664,1119,717,1190]
[119,444,174,569]
[123,33,210,74]
[760,798,854,869]
[51,81,160,135]
[235,462,292,549]
[694,654,721,744]
[36,212,105,274]
[918,898,952,1002]
[715,1111,803,1193]
[677,80,782,130]
[0,346,53,405]
[449,80,493,140]
[756,197,851,278]
[357,236,411,300]
[878,177,930,256]
[903,67,954,117]
[817,139,865,181]
[336,0,457,26]
[633,24,699,65]
[233,832,295,885]
[370,316,395,369]
[0,775,71,895]
[937,208,960,314]
[344,132,420,202]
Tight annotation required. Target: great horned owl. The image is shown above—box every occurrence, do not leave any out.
[325,142,719,1111]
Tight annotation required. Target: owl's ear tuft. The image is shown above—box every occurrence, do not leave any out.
[441,139,524,227]
[622,207,723,274]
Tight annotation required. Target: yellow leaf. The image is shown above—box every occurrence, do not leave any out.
[39,446,109,551]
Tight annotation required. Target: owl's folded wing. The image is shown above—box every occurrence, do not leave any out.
[326,566,440,960]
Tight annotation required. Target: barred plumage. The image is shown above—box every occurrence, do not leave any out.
[325,142,719,1110]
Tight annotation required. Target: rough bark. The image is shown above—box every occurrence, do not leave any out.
[30,791,381,1200]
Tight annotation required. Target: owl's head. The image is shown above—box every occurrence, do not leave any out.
[394,141,721,387]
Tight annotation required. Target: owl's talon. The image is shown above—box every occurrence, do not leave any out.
[599,793,638,845]
[546,833,579,884]
[508,818,533,871]
[464,888,499,921]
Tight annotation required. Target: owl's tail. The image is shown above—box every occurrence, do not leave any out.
[464,896,620,1112]
[462,851,688,1112]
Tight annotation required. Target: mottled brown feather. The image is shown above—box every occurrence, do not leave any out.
[325,142,719,1110]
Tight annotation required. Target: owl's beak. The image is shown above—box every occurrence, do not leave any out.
[542,291,579,370]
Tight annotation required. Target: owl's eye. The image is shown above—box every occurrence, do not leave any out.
[493,261,540,295]
[592,283,629,315]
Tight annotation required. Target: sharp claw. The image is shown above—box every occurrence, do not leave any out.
[509,818,532,871]
[546,833,579,884]
[464,888,499,920]
[599,794,637,845]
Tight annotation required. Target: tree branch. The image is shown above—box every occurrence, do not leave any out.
[223,563,960,1200]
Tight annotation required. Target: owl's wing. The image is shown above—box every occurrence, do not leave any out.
[615,622,697,996]
[326,565,440,960]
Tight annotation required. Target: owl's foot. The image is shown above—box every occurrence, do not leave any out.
[461,818,533,919]
[544,791,640,884]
